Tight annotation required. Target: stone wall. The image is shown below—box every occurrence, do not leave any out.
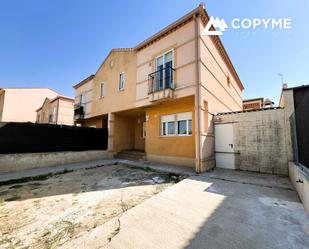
[0,150,112,173]
[214,108,289,175]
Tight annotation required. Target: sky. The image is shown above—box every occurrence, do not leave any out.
[0,0,308,104]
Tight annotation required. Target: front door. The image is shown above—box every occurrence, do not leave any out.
[215,123,235,169]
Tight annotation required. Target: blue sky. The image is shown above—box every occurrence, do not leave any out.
[0,0,308,104]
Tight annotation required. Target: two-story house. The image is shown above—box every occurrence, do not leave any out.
[0,87,59,123]
[36,95,74,125]
[73,4,244,172]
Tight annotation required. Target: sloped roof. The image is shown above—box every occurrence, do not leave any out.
[74,3,244,91]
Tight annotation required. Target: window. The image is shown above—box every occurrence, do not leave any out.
[176,112,192,136]
[119,73,125,91]
[80,93,85,106]
[142,122,146,138]
[155,50,173,90]
[100,82,105,97]
[161,112,192,136]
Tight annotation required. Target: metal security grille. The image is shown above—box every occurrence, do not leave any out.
[0,122,108,154]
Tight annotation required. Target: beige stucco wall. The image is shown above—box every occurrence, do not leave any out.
[74,78,93,119]
[37,97,74,125]
[197,18,243,171]
[0,88,58,123]
[37,99,54,123]
[57,98,74,125]
[92,50,137,116]
[0,90,5,121]
[136,20,197,107]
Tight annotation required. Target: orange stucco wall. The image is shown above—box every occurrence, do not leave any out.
[77,116,106,128]
[145,96,195,167]
[92,50,137,116]
[74,78,93,119]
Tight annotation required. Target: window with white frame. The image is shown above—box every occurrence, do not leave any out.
[161,112,192,136]
[80,93,85,106]
[118,73,125,91]
[100,82,105,97]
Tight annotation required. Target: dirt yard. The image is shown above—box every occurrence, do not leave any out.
[0,164,181,249]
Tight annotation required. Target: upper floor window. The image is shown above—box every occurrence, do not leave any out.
[154,50,174,91]
[100,82,105,97]
[80,93,85,106]
[119,73,125,91]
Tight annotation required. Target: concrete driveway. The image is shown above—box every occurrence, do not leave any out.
[104,168,309,249]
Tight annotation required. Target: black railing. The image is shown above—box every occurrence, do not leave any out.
[74,103,84,119]
[148,66,175,94]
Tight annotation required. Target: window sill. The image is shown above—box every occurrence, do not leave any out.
[160,134,192,138]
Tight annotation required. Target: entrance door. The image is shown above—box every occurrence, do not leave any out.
[215,123,235,169]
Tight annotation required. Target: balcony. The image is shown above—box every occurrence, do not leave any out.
[74,103,85,120]
[148,66,175,102]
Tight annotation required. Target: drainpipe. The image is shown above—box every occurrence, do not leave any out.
[194,14,202,173]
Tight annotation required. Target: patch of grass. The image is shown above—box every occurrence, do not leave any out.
[43,220,75,249]
[0,197,4,206]
[0,236,23,249]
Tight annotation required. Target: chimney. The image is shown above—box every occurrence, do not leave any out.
[282,83,288,89]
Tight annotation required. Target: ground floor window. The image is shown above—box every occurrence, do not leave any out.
[161,112,192,136]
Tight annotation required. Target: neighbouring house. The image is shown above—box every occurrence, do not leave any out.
[73,75,98,126]
[243,97,274,110]
[73,3,245,172]
[0,88,58,123]
[36,95,74,125]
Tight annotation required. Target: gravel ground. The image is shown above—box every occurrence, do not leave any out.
[0,164,182,249]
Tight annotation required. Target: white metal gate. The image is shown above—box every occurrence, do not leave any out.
[215,123,235,169]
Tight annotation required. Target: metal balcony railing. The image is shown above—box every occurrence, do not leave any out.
[74,103,84,119]
[148,66,175,94]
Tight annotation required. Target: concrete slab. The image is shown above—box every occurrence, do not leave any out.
[0,159,118,183]
[104,169,309,249]
[117,159,195,176]
[0,158,194,184]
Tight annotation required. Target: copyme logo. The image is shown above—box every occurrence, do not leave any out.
[202,17,228,36]
[203,17,292,36]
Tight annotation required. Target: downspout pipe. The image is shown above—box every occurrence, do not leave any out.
[194,14,202,173]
